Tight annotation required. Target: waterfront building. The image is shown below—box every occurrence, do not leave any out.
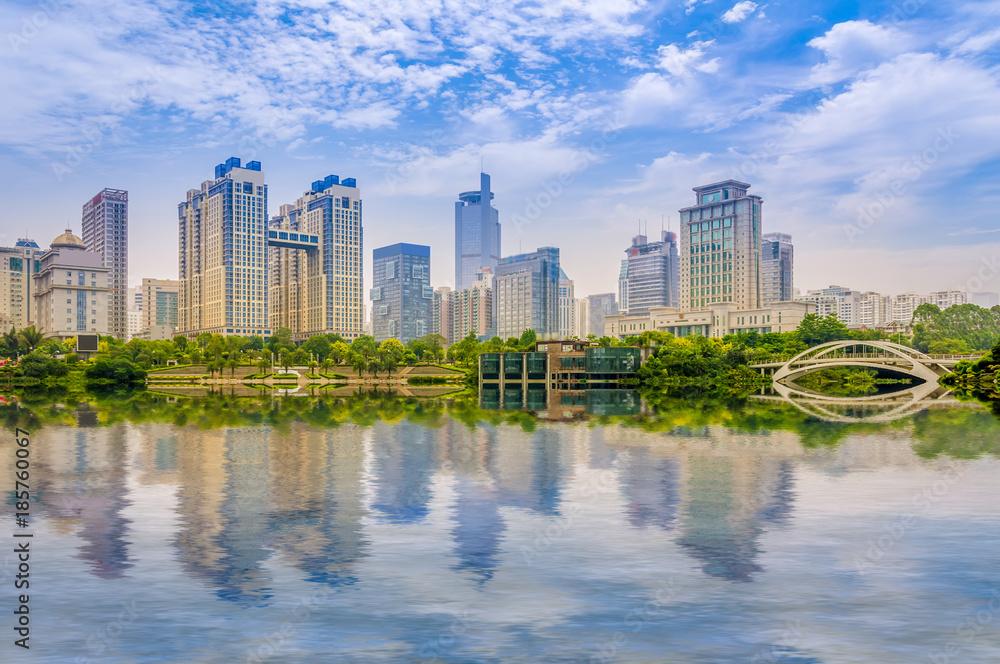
[455,172,500,291]
[619,232,679,314]
[371,243,431,343]
[268,174,364,342]
[479,339,642,394]
[587,293,618,340]
[493,247,560,340]
[82,188,128,339]
[558,269,575,339]
[679,180,762,311]
[178,157,270,338]
[33,228,110,341]
[761,232,793,305]
[604,301,815,339]
[141,278,179,334]
[0,239,44,330]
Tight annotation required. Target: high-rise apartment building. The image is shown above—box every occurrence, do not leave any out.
[431,286,453,344]
[587,293,618,340]
[371,243,431,343]
[268,174,364,342]
[679,180,762,311]
[450,279,493,343]
[619,231,679,314]
[493,246,560,340]
[0,239,43,330]
[178,157,269,338]
[82,188,128,339]
[858,292,891,328]
[761,232,793,305]
[33,228,110,341]
[796,285,862,326]
[558,268,575,339]
[455,173,500,291]
[141,278,179,332]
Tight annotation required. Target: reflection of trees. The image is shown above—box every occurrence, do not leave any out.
[4,385,1000,462]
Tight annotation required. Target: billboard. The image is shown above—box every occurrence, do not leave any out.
[76,334,100,353]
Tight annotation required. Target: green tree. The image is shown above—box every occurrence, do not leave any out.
[378,338,406,375]
[174,335,189,351]
[796,314,851,347]
[18,326,44,352]
[518,328,537,350]
[302,335,331,362]
[329,341,350,366]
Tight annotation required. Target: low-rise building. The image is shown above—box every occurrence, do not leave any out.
[604,301,815,339]
[33,228,111,341]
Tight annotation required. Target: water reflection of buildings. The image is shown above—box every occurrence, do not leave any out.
[608,428,800,583]
[37,419,134,580]
[268,427,368,587]
[370,422,438,524]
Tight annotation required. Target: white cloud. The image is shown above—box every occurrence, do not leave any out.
[807,20,916,85]
[721,1,758,24]
[656,42,720,77]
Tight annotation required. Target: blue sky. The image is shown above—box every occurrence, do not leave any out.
[2,0,1000,300]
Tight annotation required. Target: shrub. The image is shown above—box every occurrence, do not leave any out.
[84,358,147,384]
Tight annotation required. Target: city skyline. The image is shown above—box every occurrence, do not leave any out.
[3,1,999,301]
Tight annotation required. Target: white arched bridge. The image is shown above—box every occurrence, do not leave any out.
[748,341,985,423]
[751,340,981,384]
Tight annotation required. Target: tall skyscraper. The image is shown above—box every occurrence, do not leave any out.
[679,180,762,311]
[82,188,128,338]
[557,268,575,339]
[178,157,269,338]
[268,174,364,341]
[587,293,618,339]
[493,246,560,340]
[33,228,110,341]
[455,173,500,291]
[761,232,793,305]
[0,239,43,331]
[619,231,680,314]
[371,243,431,343]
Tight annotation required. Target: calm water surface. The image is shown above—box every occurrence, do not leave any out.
[6,393,1000,663]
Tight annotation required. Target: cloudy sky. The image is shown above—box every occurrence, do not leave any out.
[2,0,999,300]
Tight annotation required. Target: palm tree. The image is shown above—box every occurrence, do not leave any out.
[256,357,270,381]
[18,326,44,353]
[2,327,20,356]
[321,357,333,376]
[228,357,238,378]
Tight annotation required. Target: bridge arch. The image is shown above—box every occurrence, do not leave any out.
[771,340,946,385]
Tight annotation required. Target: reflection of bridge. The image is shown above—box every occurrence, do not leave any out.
[751,341,980,384]
[750,380,977,423]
